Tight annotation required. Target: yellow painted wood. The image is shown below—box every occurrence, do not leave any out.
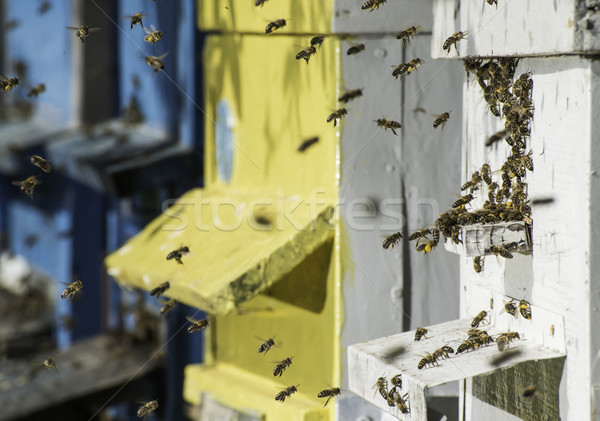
[198,0,334,34]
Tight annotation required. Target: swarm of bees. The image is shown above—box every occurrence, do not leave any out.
[373,375,410,413]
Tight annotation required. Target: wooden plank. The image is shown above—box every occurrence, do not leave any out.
[444,222,531,257]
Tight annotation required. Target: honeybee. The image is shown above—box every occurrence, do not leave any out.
[432,112,450,129]
[456,339,476,354]
[475,331,494,346]
[486,0,498,5]
[375,118,402,135]
[61,280,83,302]
[433,345,454,360]
[160,299,177,315]
[126,12,146,30]
[144,25,164,44]
[467,328,483,338]
[149,281,170,297]
[409,228,431,241]
[166,245,190,264]
[347,44,365,55]
[443,31,468,54]
[490,245,513,259]
[67,25,100,43]
[310,34,325,48]
[298,136,319,152]
[395,393,410,414]
[481,163,492,185]
[416,238,437,253]
[473,256,484,273]
[501,299,518,317]
[137,400,158,419]
[461,171,482,192]
[390,374,402,388]
[28,155,51,173]
[382,232,402,249]
[258,336,276,354]
[431,228,440,245]
[43,356,58,372]
[318,387,341,407]
[0,76,19,92]
[361,0,387,11]
[27,83,46,98]
[255,0,268,6]
[418,353,437,369]
[296,45,317,63]
[485,129,508,147]
[496,331,520,351]
[275,385,298,402]
[392,58,424,79]
[327,108,348,127]
[186,316,209,333]
[396,26,420,46]
[522,150,534,171]
[265,19,286,34]
[386,386,400,406]
[374,377,388,399]
[519,299,532,319]
[452,194,473,208]
[338,88,362,103]
[273,357,293,377]
[122,95,145,127]
[471,310,488,328]
[145,53,168,74]
[12,176,38,198]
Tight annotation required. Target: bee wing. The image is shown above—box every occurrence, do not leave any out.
[10,180,24,187]
[144,26,153,34]
[66,26,79,31]
[185,315,200,323]
[88,27,101,32]
[156,52,169,60]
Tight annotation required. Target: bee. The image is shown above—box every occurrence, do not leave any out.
[144,25,164,44]
[12,176,38,198]
[38,1,52,15]
[443,31,468,54]
[396,26,420,46]
[122,95,145,127]
[273,357,293,377]
[374,377,388,399]
[486,0,498,5]
[490,245,513,259]
[310,34,325,48]
[166,245,190,264]
[149,281,170,297]
[258,337,276,354]
[145,53,168,74]
[186,316,209,333]
[475,331,494,346]
[481,163,492,185]
[298,136,319,152]
[375,118,402,135]
[409,228,431,241]
[461,171,482,192]
[27,83,46,98]
[27,155,51,173]
[418,353,437,369]
[296,45,317,64]
[61,280,83,302]
[66,25,100,43]
[432,112,451,129]
[361,0,387,11]
[468,328,483,338]
[255,0,268,6]
[456,340,476,354]
[471,310,488,328]
[473,256,484,273]
[519,299,532,320]
[160,299,177,315]
[126,12,146,30]
[0,76,19,92]
[550,324,555,336]
[433,345,454,360]
[390,374,402,388]
[452,194,473,208]
[265,19,286,34]
[496,332,519,351]
[43,356,58,372]
[501,299,518,317]
[485,129,508,147]
[416,238,437,253]
[431,228,440,245]
[522,385,537,398]
[338,88,362,104]
[382,232,402,250]
[386,386,400,406]
[392,58,424,79]
[347,44,365,55]
[327,108,348,127]
[318,387,341,407]
[137,400,158,419]
[275,385,299,402]
[522,150,534,171]
[395,393,410,414]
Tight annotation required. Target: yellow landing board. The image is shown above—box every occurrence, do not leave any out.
[105,186,334,315]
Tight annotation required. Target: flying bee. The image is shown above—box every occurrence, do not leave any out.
[375,118,402,135]
[60,280,83,302]
[338,88,362,103]
[461,171,482,192]
[275,385,299,402]
[258,336,276,354]
[43,356,58,373]
[442,31,468,54]
[361,0,387,11]
[149,281,170,297]
[416,238,437,253]
[0,76,19,92]
[296,45,317,63]
[298,136,319,152]
[396,26,420,46]
[160,299,177,315]
[265,19,286,34]
[490,245,513,259]
[38,1,52,15]
[374,377,388,399]
[452,194,473,208]
[486,0,498,5]
[485,129,508,147]
[273,357,293,377]
[346,43,365,55]
[432,111,451,130]
[392,58,424,79]
[186,316,209,333]
[471,310,488,328]
[519,299,532,319]
[137,400,158,420]
[166,245,190,264]
[125,12,146,29]
[501,299,518,317]
[327,108,348,127]
[390,374,402,388]
[481,163,492,185]
[27,83,46,98]
[382,232,402,250]
[318,387,341,407]
[310,34,325,48]
[144,25,164,44]
[144,53,168,74]
[414,327,428,341]
[66,25,100,43]
[27,155,51,173]
[418,353,437,369]
[409,228,431,241]
[473,256,484,273]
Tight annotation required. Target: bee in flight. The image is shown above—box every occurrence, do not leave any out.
[382,232,402,250]
[166,245,189,264]
[27,83,46,98]
[137,400,158,420]
[486,0,498,4]
[433,112,451,129]
[275,385,299,402]
[186,316,209,333]
[490,245,513,259]
[392,58,424,79]
[38,1,52,15]
[144,53,168,74]
[265,19,286,34]
[414,327,428,341]
[346,43,365,55]
[273,357,293,377]
[257,336,276,354]
[0,76,19,92]
[327,108,348,127]
[255,0,268,6]
[61,280,83,302]
[375,118,401,135]
[362,0,387,11]
[295,45,317,64]
[501,299,518,317]
[43,356,58,373]
[396,26,420,46]
[443,31,468,54]
[12,176,38,198]
[310,34,325,48]
[452,194,473,208]
[66,25,100,43]
[144,25,164,44]
[27,155,51,173]
[519,299,532,319]
[149,281,170,297]
[471,310,488,328]
[338,88,362,104]
[126,12,146,30]
[159,299,177,315]
[298,136,319,152]
[317,387,341,407]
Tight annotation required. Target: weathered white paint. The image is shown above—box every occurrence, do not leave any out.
[431,0,600,59]
[443,222,531,257]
